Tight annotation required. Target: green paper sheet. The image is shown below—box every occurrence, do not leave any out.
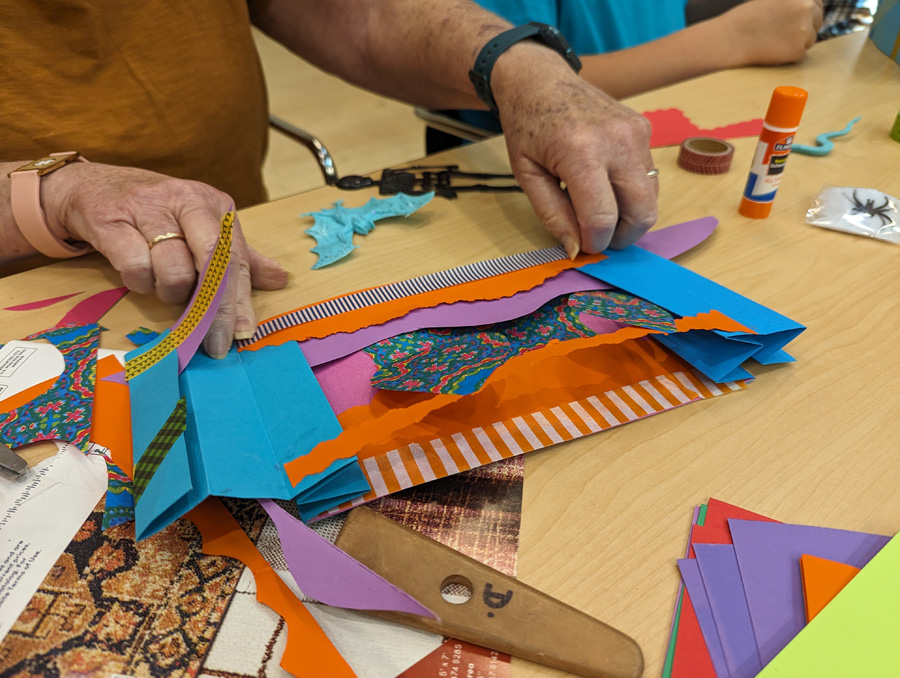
[757,532,900,676]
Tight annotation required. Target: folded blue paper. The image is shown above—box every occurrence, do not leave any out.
[578,246,805,382]
[129,340,369,540]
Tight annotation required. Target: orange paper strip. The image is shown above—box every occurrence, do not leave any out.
[91,355,134,478]
[285,311,751,485]
[800,553,861,623]
[244,252,607,350]
[187,498,355,678]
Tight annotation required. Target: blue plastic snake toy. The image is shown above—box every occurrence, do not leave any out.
[792,116,862,156]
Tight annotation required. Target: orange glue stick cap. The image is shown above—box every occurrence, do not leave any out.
[765,86,808,129]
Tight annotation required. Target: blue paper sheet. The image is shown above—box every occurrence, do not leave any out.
[130,340,370,539]
[578,246,805,382]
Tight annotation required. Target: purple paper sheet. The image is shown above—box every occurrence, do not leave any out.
[259,499,437,618]
[101,370,128,385]
[729,518,890,666]
[694,543,762,678]
[678,558,729,678]
[299,217,718,367]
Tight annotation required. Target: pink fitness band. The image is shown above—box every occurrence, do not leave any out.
[9,152,93,259]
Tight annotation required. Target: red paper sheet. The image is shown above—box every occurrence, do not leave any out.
[643,108,763,148]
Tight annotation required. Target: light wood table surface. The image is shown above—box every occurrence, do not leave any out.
[1,30,899,677]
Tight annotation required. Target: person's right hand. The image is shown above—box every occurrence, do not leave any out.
[43,163,288,358]
[724,0,824,66]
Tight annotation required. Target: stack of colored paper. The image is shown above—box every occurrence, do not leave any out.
[663,499,900,677]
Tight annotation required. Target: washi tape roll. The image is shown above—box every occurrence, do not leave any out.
[677,137,735,175]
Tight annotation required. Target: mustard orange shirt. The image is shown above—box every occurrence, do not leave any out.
[0,1,269,207]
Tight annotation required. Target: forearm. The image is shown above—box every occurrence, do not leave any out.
[250,0,515,109]
[578,18,745,99]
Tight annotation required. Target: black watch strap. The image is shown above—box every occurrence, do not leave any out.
[469,22,582,116]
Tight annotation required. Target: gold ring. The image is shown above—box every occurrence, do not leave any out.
[647,169,659,178]
[148,232,187,250]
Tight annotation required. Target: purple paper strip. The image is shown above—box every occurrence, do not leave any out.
[729,518,890,666]
[694,543,762,678]
[299,217,718,367]
[678,558,729,678]
[170,233,230,373]
[259,499,437,618]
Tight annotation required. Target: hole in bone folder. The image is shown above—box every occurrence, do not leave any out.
[440,574,473,604]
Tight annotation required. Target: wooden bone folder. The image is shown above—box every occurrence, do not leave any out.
[335,507,643,678]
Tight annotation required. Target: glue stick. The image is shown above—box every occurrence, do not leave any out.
[739,86,808,219]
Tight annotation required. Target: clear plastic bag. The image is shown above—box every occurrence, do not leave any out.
[805,186,900,244]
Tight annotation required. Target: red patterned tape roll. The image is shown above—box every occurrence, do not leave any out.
[677,137,735,175]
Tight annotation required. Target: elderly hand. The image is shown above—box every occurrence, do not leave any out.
[43,163,288,358]
[490,42,658,257]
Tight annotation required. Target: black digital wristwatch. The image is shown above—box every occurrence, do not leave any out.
[469,22,582,116]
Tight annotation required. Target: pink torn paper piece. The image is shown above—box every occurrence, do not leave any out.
[299,217,718,367]
[259,499,438,619]
[4,292,83,311]
[643,108,763,148]
[55,287,128,327]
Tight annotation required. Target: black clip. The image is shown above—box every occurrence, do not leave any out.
[336,165,522,199]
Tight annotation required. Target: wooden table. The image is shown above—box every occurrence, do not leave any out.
[2,31,899,677]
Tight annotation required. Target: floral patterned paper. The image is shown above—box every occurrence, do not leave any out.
[365,291,675,395]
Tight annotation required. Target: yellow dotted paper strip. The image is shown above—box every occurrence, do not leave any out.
[125,212,234,380]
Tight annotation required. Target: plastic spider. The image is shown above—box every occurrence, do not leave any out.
[849,190,895,227]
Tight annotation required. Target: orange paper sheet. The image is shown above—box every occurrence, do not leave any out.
[286,311,750,485]
[91,355,134,477]
[800,553,860,623]
[187,499,355,677]
[0,377,58,415]
[245,252,607,350]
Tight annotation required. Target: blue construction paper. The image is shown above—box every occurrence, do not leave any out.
[302,192,435,269]
[678,558,729,678]
[578,246,805,383]
[130,341,369,538]
[126,327,161,346]
[870,1,900,65]
[126,343,198,540]
[694,543,763,678]
[729,519,890,666]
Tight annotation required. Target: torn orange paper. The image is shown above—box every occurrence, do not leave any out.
[91,355,134,478]
[285,311,751,485]
[800,553,860,623]
[243,251,606,350]
[187,498,355,678]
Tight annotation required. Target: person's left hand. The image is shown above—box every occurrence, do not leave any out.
[490,42,659,257]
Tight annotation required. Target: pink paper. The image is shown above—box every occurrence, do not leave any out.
[4,291,82,311]
[258,499,437,618]
[299,217,718,367]
[313,352,378,415]
[55,287,128,326]
[642,108,763,148]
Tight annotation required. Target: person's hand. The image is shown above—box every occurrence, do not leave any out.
[43,163,288,358]
[490,43,658,256]
[723,0,824,66]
